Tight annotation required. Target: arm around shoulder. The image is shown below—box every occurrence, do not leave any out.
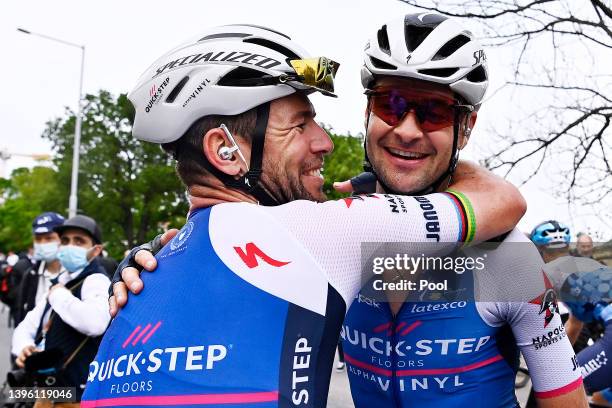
[448,161,526,242]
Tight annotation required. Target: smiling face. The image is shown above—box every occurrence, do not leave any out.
[260,93,334,202]
[366,77,473,193]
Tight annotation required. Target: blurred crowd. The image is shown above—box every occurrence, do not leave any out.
[0,212,116,407]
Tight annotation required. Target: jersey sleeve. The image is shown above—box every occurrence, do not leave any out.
[506,302,583,398]
[473,230,583,399]
[264,192,474,305]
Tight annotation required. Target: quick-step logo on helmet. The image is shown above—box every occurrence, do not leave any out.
[87,321,228,395]
[145,77,170,113]
[154,51,282,77]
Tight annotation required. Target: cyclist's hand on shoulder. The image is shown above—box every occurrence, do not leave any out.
[333,172,377,194]
[109,229,179,317]
[332,180,353,193]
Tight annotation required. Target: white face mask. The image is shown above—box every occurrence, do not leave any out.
[33,242,60,262]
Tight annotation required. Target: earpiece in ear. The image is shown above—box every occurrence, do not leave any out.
[219,123,250,170]
[218,145,238,160]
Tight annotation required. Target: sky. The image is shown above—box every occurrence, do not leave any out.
[0,0,610,240]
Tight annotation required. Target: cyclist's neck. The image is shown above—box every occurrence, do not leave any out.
[188,182,257,212]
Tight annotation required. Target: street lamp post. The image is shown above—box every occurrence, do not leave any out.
[17,28,85,218]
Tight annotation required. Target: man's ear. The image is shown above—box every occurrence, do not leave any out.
[202,127,244,177]
[89,244,103,260]
[458,111,478,150]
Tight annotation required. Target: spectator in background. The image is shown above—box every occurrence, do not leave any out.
[11,215,111,406]
[576,232,594,259]
[14,212,66,326]
[531,221,611,406]
[6,251,19,267]
[2,212,64,329]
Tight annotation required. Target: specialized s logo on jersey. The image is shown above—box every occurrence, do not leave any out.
[233,242,291,269]
[530,272,559,327]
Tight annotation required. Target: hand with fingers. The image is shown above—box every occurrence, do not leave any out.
[15,345,40,368]
[333,171,378,195]
[108,172,377,317]
[109,229,179,317]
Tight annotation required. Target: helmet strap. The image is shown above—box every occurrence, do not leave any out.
[202,103,280,206]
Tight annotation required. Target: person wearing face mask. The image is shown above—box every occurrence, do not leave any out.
[11,214,111,406]
[11,212,66,327]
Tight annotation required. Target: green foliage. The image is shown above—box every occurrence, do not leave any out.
[41,90,188,258]
[322,126,365,200]
[0,93,364,257]
[0,167,64,252]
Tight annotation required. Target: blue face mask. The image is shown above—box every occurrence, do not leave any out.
[33,242,60,262]
[57,245,91,273]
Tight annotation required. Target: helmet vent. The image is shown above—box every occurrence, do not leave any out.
[418,68,459,77]
[225,24,291,40]
[432,35,471,60]
[466,65,487,82]
[165,76,190,103]
[405,25,433,52]
[370,56,397,70]
[377,25,391,55]
[218,67,268,87]
[198,33,250,42]
[243,38,300,60]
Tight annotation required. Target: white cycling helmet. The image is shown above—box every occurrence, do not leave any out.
[361,13,489,194]
[129,24,336,143]
[127,24,338,205]
[361,13,488,107]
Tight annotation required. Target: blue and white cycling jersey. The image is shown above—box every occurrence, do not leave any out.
[342,229,583,408]
[544,256,612,396]
[82,193,472,407]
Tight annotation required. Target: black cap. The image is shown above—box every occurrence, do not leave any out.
[54,215,102,244]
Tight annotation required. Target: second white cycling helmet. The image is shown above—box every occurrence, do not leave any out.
[362,13,488,107]
[361,13,489,194]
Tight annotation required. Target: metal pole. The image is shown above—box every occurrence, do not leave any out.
[17,28,85,218]
[68,46,85,218]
